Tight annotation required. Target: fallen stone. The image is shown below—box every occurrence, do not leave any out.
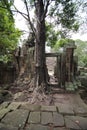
[65,82,75,91]
[53,112,64,127]
[1,109,29,129]
[0,102,10,110]
[41,112,53,125]
[74,107,87,116]
[65,116,87,130]
[25,124,48,130]
[41,106,57,112]
[28,112,40,124]
[57,104,74,115]
[20,104,41,111]
[79,75,87,87]
[13,92,23,100]
[7,102,21,110]
[0,108,10,120]
[0,90,12,102]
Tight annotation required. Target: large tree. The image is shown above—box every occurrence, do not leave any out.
[1,0,80,91]
[24,0,79,89]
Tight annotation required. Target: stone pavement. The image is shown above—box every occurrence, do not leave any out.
[0,94,87,130]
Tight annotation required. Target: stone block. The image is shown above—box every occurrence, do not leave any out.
[57,104,74,115]
[0,102,10,110]
[1,109,29,129]
[0,123,18,130]
[65,116,87,130]
[25,124,48,130]
[7,102,21,110]
[0,108,10,120]
[41,112,53,125]
[41,106,57,112]
[53,112,64,127]
[28,112,40,124]
[74,107,87,116]
[20,104,41,111]
[79,75,87,87]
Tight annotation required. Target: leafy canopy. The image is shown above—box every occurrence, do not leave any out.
[44,0,79,48]
[75,39,87,67]
[53,38,75,51]
[0,0,21,63]
[19,0,80,48]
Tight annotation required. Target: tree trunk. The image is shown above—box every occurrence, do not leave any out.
[34,0,46,90]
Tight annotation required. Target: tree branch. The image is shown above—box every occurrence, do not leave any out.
[34,0,36,8]
[13,5,28,21]
[0,5,28,21]
[40,0,50,22]
[24,0,36,37]
[44,0,50,18]
[0,1,36,37]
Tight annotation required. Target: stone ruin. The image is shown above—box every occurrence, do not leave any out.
[0,40,79,92]
[61,42,78,90]
[0,61,17,84]
[0,42,35,85]
[46,42,79,91]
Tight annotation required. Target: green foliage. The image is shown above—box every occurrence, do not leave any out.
[48,0,79,31]
[46,0,80,48]
[46,23,59,48]
[20,0,80,50]
[52,38,87,67]
[75,39,87,67]
[53,38,74,51]
[46,22,76,49]
[0,0,21,63]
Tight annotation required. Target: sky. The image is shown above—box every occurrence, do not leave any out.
[14,0,29,40]
[14,0,87,41]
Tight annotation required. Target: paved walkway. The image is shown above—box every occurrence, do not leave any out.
[0,94,87,130]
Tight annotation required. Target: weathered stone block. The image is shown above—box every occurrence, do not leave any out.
[74,107,87,116]
[79,75,87,87]
[0,108,10,120]
[20,104,41,111]
[25,124,48,130]
[7,102,21,110]
[65,116,87,130]
[28,112,40,124]
[1,109,29,129]
[41,106,57,112]
[65,82,75,91]
[0,102,10,110]
[0,124,18,130]
[41,112,53,125]
[57,104,74,115]
[53,112,64,127]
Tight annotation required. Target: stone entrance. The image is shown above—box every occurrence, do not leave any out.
[46,53,61,86]
[46,42,78,91]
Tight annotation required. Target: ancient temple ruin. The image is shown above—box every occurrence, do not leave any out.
[46,42,78,91]
[0,41,78,92]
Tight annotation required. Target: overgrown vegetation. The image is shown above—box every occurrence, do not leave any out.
[0,0,21,63]
[0,0,87,93]
[50,38,87,67]
[75,39,87,67]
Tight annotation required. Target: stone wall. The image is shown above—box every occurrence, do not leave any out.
[0,62,17,84]
[0,46,35,85]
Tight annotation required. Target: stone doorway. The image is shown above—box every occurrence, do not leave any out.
[46,53,61,87]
